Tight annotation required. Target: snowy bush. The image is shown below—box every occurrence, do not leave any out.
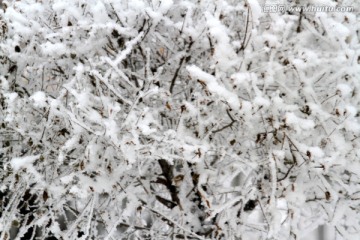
[0,0,359,239]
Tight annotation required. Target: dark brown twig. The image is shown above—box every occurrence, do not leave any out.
[212,109,237,134]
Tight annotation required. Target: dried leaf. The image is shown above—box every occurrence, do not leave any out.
[325,191,331,200]
[80,161,85,170]
[244,199,256,211]
[159,47,165,56]
[180,105,186,113]
[166,101,172,110]
[43,190,49,202]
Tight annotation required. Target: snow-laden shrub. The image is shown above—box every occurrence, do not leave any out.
[0,0,359,239]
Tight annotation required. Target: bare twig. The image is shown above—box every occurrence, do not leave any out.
[169,40,194,93]
[212,109,237,134]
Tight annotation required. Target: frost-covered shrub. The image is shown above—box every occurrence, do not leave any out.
[0,0,359,239]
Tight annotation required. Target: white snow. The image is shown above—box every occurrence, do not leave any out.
[11,155,40,171]
[247,0,262,26]
[41,42,67,57]
[4,92,18,103]
[205,12,237,71]
[285,112,315,132]
[186,65,240,110]
[336,83,352,97]
[30,91,47,108]
[159,0,173,13]
[254,96,271,107]
[308,147,324,158]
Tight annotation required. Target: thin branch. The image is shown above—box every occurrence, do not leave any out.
[169,55,186,94]
[109,4,124,27]
[157,159,182,210]
[239,7,250,52]
[169,40,194,93]
[212,109,237,134]
[277,164,295,182]
[144,206,207,240]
